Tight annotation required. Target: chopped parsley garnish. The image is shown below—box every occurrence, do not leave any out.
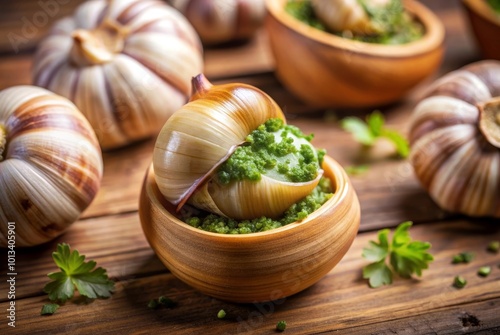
[362,221,433,288]
[43,243,115,303]
[341,111,409,158]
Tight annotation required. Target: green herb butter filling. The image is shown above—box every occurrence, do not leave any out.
[217,118,325,184]
[285,0,424,45]
[180,118,332,234]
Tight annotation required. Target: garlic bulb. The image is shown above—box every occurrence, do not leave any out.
[33,0,203,150]
[409,60,500,218]
[168,0,266,45]
[0,86,103,247]
[153,74,323,220]
[311,0,393,35]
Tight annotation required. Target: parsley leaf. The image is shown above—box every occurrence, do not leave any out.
[362,222,433,288]
[41,303,59,315]
[341,111,410,158]
[43,243,115,303]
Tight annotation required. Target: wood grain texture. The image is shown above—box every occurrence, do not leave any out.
[1,220,499,334]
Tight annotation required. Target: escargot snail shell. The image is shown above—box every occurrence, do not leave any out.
[153,74,323,220]
[0,86,103,247]
[168,0,266,45]
[408,60,500,218]
[33,0,203,150]
[311,0,391,35]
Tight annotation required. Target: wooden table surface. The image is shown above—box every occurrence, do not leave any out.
[1,1,499,334]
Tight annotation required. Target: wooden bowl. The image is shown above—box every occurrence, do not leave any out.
[264,0,445,108]
[139,156,360,303]
[463,0,500,60]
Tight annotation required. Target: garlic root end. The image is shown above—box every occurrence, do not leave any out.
[479,97,500,148]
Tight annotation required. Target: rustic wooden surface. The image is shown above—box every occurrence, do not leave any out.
[1,0,500,334]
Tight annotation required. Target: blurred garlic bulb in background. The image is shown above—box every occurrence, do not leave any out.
[33,0,203,150]
[153,74,323,220]
[168,0,266,45]
[311,0,397,35]
[409,60,500,218]
[0,86,103,247]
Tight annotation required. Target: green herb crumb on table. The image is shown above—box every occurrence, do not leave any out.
[276,320,287,332]
[487,241,499,253]
[451,252,475,264]
[453,276,467,289]
[478,266,492,277]
[40,303,59,316]
[158,296,176,308]
[217,309,226,319]
[148,299,159,309]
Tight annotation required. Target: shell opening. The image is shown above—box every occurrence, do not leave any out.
[479,97,500,148]
[0,124,6,161]
[69,19,129,67]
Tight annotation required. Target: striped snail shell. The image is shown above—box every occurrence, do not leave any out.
[408,60,500,218]
[0,86,103,247]
[168,0,266,45]
[153,74,323,220]
[33,0,203,150]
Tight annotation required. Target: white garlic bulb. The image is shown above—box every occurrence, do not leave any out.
[311,0,392,35]
[409,60,500,218]
[153,74,323,220]
[0,86,103,247]
[33,0,203,150]
[168,0,266,45]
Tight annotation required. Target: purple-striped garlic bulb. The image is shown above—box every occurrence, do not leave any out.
[168,0,265,45]
[0,86,103,247]
[33,0,203,150]
[409,60,500,218]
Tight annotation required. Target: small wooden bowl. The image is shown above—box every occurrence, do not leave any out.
[264,0,445,108]
[463,0,500,60]
[139,156,360,303]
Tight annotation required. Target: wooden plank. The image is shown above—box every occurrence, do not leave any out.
[2,219,499,333]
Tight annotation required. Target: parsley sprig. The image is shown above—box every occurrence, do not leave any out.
[362,222,433,288]
[341,111,409,158]
[42,243,115,309]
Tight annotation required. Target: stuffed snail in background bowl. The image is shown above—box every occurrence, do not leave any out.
[409,60,500,218]
[140,74,360,302]
[33,0,203,150]
[168,0,266,45]
[0,86,102,247]
[265,0,444,108]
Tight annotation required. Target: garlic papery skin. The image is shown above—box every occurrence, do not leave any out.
[153,74,323,220]
[409,60,500,218]
[33,0,203,150]
[311,0,392,35]
[168,0,266,45]
[0,86,103,247]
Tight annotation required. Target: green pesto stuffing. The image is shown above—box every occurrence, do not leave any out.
[487,0,500,13]
[182,177,333,234]
[216,118,324,184]
[284,0,424,45]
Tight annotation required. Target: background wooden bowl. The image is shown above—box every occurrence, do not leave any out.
[139,156,360,303]
[463,0,500,60]
[265,0,445,108]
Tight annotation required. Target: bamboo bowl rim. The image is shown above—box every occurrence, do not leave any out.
[143,155,355,244]
[265,0,445,58]
[463,0,500,26]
